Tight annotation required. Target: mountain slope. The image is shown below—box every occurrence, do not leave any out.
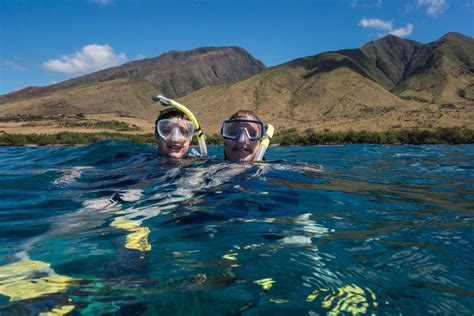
[178,33,474,133]
[0,33,472,134]
[0,46,265,104]
[179,63,463,134]
[395,32,474,104]
[361,35,424,87]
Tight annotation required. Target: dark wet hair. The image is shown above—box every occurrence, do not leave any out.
[156,108,187,122]
[154,108,188,139]
[228,110,262,122]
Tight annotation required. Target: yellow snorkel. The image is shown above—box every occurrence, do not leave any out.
[152,95,208,157]
[254,123,274,161]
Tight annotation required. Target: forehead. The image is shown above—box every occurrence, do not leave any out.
[228,118,261,128]
[233,114,258,120]
[161,118,190,125]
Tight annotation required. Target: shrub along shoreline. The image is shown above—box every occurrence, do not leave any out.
[0,127,473,146]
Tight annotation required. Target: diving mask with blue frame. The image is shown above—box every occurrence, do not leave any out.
[156,118,195,141]
[221,119,265,141]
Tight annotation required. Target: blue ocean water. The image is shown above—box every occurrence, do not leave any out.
[0,143,473,315]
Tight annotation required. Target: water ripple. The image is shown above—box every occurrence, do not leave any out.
[0,143,473,315]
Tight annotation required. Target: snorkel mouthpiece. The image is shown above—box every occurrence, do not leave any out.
[152,94,208,157]
[254,124,274,161]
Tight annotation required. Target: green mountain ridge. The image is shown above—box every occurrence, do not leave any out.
[291,32,474,103]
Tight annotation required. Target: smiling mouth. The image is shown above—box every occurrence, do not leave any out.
[233,147,250,152]
[168,145,183,152]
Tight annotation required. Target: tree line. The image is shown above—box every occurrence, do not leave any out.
[206,127,474,145]
[1,127,473,146]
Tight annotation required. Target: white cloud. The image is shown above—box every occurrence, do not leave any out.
[359,18,413,38]
[417,0,447,17]
[43,44,127,74]
[390,23,414,37]
[359,18,393,30]
[137,54,146,60]
[2,60,28,71]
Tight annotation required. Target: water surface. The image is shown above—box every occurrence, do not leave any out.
[0,143,473,315]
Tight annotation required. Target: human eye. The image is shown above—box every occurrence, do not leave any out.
[162,125,173,134]
[241,124,259,137]
[229,126,240,134]
[247,128,258,138]
[226,123,240,135]
[179,127,189,137]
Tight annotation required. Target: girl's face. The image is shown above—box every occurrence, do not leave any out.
[157,118,193,159]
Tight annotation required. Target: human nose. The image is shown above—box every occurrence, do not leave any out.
[237,129,248,143]
[170,128,182,141]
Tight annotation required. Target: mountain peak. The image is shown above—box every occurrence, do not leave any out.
[154,46,261,64]
[435,32,474,47]
[363,34,421,50]
[380,34,402,41]
[360,35,423,86]
[440,32,470,40]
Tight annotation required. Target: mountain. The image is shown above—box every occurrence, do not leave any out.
[0,33,473,134]
[0,46,265,117]
[287,32,474,104]
[394,32,474,104]
[178,32,474,133]
[360,35,424,88]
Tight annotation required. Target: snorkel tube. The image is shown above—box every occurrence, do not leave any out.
[254,123,274,161]
[152,95,208,157]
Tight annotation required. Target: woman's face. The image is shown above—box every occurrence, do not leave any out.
[224,116,261,161]
[157,118,192,159]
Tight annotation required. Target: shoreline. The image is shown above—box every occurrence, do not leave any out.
[1,127,473,146]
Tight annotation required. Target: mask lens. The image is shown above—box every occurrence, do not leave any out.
[157,119,194,140]
[222,120,264,140]
[179,126,190,138]
[223,121,241,138]
[243,123,261,139]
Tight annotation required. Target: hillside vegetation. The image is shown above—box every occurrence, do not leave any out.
[0,33,473,137]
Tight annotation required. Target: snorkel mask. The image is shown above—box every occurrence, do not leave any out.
[221,119,274,161]
[152,95,208,157]
[156,118,194,141]
[221,119,265,141]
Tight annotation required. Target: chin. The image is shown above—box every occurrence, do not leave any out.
[168,152,185,159]
[234,152,255,161]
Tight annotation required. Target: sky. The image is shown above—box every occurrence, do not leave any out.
[0,0,473,95]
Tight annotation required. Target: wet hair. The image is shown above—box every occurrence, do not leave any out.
[228,110,262,122]
[156,108,187,122]
[154,108,188,139]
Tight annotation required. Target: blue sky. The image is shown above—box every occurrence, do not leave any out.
[0,0,473,95]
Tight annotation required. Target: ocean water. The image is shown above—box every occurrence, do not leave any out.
[0,143,473,315]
